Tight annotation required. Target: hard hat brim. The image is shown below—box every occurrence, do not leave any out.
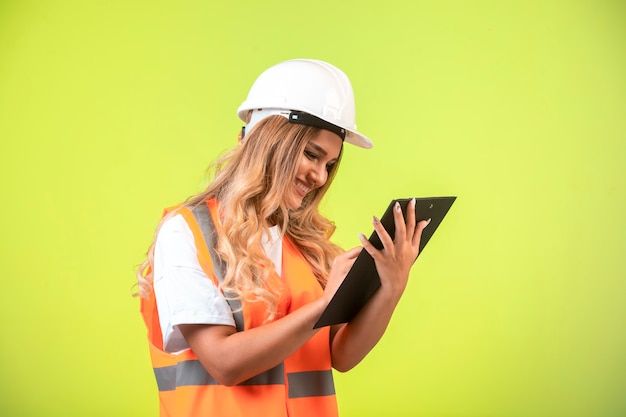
[344,129,373,149]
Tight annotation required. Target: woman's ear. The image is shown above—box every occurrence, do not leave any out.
[238,127,244,144]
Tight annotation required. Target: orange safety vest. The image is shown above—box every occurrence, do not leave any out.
[140,198,338,417]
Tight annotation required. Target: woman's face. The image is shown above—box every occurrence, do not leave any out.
[285,129,343,210]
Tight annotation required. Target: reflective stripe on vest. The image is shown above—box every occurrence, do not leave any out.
[155,361,285,391]
[154,361,335,398]
[190,203,244,331]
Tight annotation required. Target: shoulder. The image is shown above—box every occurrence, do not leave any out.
[157,213,194,246]
[155,213,198,268]
[159,212,191,236]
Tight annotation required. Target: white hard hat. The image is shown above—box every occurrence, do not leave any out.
[237,59,373,149]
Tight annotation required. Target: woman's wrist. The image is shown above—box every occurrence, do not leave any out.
[376,279,405,305]
[311,294,328,319]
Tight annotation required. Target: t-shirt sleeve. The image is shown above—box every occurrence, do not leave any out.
[153,213,236,353]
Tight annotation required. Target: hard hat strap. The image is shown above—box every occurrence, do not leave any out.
[243,108,347,141]
[288,111,346,141]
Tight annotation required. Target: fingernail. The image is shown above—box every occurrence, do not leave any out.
[358,232,366,241]
[395,202,401,212]
[410,198,416,207]
[372,216,380,225]
[426,218,432,226]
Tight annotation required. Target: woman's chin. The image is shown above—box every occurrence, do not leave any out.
[286,197,303,210]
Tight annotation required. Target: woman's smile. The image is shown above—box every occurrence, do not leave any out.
[285,130,343,210]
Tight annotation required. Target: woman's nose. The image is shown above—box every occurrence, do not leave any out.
[308,164,328,188]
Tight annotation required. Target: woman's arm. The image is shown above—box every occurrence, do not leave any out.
[330,198,430,372]
[179,299,323,386]
[179,246,362,386]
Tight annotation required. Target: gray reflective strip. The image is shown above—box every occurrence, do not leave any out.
[287,370,336,398]
[155,360,285,391]
[176,360,219,386]
[239,363,285,386]
[191,203,244,331]
[153,365,176,391]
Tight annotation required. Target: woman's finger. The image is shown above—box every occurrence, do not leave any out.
[372,215,394,253]
[343,246,363,261]
[411,218,431,248]
[392,201,407,243]
[358,232,381,260]
[333,246,362,274]
[405,198,416,242]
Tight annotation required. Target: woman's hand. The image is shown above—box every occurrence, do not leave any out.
[321,246,362,305]
[329,199,430,372]
[358,198,430,299]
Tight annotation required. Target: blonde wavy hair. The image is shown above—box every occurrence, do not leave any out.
[136,115,344,320]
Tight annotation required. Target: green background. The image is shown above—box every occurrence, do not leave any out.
[1,0,625,416]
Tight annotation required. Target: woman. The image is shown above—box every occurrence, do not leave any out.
[137,59,429,417]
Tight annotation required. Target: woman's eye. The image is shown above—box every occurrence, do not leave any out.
[304,150,317,160]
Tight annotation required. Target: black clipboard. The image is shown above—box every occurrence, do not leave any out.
[314,196,456,328]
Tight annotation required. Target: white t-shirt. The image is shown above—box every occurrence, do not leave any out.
[153,214,283,352]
